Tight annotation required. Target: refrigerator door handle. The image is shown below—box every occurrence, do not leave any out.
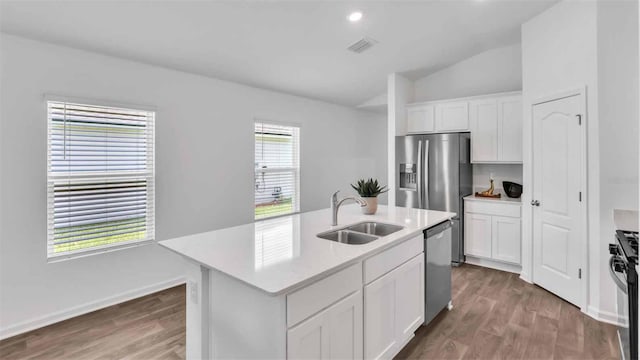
[424,139,429,209]
[417,140,423,209]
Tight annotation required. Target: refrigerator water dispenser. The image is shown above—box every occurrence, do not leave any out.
[399,163,417,190]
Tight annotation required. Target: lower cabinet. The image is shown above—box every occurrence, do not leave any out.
[364,254,425,360]
[491,216,521,264]
[287,290,363,360]
[464,213,493,258]
[464,199,522,265]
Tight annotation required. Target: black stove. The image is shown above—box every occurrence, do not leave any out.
[611,230,638,360]
[618,230,639,260]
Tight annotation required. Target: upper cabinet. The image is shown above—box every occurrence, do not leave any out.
[469,99,499,162]
[407,105,434,133]
[497,96,523,163]
[470,94,522,163]
[435,101,469,132]
[405,91,522,164]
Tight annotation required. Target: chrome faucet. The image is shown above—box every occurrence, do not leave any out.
[331,190,367,226]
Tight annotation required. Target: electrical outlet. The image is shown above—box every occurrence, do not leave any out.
[189,281,198,304]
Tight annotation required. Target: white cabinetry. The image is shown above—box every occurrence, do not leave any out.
[406,92,522,164]
[469,99,499,162]
[491,216,521,264]
[498,96,523,162]
[407,105,435,133]
[364,253,424,360]
[435,101,469,132]
[464,213,493,258]
[285,234,425,360]
[464,198,522,269]
[469,95,523,163]
[288,291,363,360]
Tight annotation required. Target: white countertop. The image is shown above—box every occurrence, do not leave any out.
[464,193,522,204]
[159,205,455,296]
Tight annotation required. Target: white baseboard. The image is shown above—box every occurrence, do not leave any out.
[465,256,522,274]
[0,276,186,340]
[519,271,532,284]
[587,305,626,327]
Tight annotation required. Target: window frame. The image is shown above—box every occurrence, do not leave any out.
[45,95,156,261]
[253,119,301,220]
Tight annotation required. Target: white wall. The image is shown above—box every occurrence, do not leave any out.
[596,0,639,318]
[0,34,387,337]
[413,44,522,102]
[522,0,638,322]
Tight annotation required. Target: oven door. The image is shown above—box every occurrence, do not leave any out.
[610,255,630,360]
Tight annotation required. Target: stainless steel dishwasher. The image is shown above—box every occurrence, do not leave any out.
[424,220,453,325]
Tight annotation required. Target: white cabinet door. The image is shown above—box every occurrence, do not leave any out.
[328,291,363,360]
[498,96,523,162]
[491,216,521,264]
[394,255,425,342]
[364,271,397,360]
[287,309,329,359]
[464,213,492,258]
[435,101,469,132]
[288,291,363,360]
[364,254,424,360]
[407,105,435,133]
[469,99,499,162]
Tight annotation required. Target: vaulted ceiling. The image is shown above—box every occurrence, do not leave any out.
[0,1,556,106]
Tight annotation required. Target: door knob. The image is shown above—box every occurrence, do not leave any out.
[531,200,540,206]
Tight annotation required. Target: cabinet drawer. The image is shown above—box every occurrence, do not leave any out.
[364,234,423,284]
[287,263,362,328]
[465,200,521,218]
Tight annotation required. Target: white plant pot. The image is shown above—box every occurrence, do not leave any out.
[361,197,378,215]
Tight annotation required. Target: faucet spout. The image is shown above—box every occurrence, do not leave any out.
[330,190,367,226]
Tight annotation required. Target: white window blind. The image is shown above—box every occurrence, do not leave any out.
[47,100,155,258]
[254,121,300,219]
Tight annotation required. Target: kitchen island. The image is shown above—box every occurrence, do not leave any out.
[160,204,455,360]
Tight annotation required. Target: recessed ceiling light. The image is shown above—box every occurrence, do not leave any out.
[348,11,363,22]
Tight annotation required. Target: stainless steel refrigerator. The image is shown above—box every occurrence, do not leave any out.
[396,133,472,265]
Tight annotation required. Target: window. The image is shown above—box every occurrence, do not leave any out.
[47,99,155,259]
[254,121,300,219]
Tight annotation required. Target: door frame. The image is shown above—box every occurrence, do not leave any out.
[529,86,588,311]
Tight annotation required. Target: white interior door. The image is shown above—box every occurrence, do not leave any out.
[532,94,583,307]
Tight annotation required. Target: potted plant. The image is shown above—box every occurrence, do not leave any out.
[351,178,389,215]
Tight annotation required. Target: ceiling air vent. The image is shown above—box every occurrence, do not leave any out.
[347,37,378,54]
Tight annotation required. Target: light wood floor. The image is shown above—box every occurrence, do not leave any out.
[396,264,621,360]
[0,265,620,360]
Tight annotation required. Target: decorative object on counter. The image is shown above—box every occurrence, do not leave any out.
[503,181,523,198]
[351,178,389,215]
[475,178,501,198]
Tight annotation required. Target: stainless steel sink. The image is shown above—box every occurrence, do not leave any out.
[317,222,404,245]
[344,222,404,237]
[316,230,378,245]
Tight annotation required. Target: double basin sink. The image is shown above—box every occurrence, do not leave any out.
[317,222,404,245]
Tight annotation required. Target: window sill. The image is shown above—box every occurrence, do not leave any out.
[47,239,155,263]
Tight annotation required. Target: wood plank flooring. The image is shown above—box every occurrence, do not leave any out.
[0,285,186,360]
[0,265,621,359]
[396,264,621,360]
